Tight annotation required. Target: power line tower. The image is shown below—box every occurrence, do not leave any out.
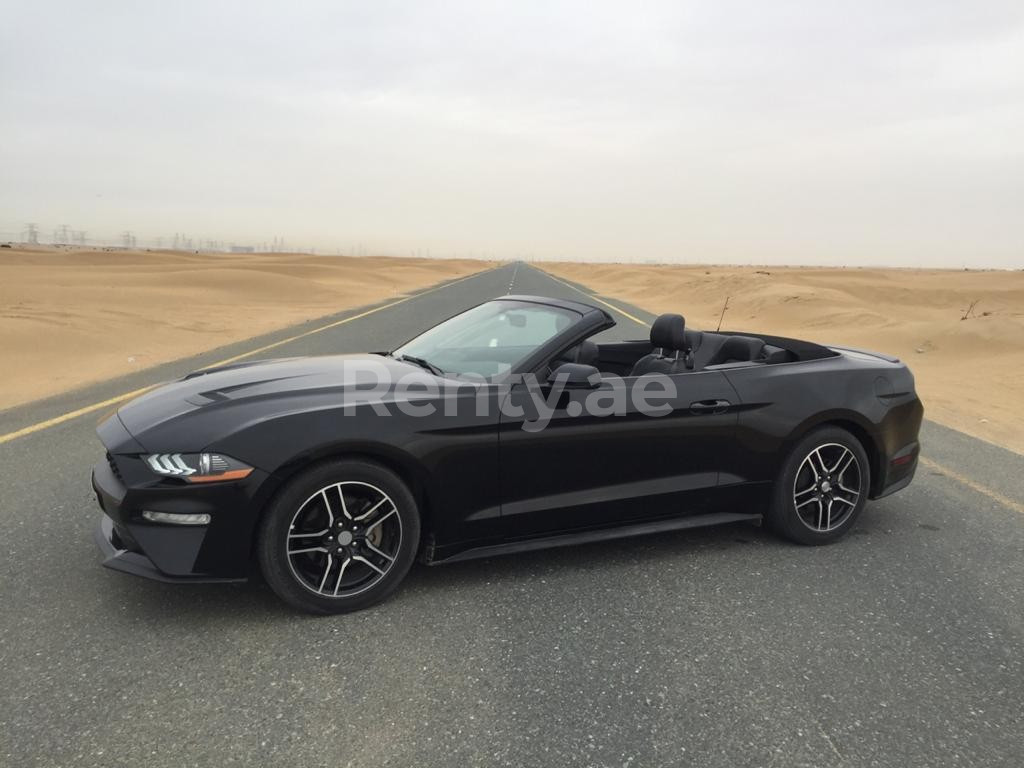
[122,231,135,249]
[25,223,39,244]
[59,224,70,243]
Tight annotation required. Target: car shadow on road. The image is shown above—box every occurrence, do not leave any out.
[96,519,799,623]
[95,498,911,624]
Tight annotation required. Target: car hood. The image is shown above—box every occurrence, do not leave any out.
[116,353,434,446]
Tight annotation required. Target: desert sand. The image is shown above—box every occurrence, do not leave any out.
[3,249,1022,455]
[0,246,486,410]
[542,262,1024,455]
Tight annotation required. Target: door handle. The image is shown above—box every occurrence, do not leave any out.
[689,399,731,415]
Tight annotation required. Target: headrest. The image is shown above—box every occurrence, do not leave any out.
[650,314,687,351]
[711,336,766,364]
[575,340,599,367]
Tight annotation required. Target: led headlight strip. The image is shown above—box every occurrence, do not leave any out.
[144,453,252,483]
[146,453,196,476]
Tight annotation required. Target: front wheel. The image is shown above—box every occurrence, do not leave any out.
[766,427,870,545]
[257,459,420,614]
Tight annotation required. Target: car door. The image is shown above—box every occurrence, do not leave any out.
[497,369,741,537]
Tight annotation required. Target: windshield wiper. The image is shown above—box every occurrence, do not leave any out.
[396,354,445,377]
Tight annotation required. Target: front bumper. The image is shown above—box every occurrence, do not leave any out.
[91,454,271,582]
[93,514,239,583]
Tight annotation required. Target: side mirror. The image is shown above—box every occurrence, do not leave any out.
[547,363,601,389]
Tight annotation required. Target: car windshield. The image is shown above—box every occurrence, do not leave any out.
[393,300,580,377]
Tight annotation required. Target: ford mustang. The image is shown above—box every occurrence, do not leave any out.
[92,295,923,613]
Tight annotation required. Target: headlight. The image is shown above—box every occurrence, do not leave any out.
[144,453,253,483]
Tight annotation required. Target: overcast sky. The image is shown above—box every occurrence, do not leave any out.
[2,1,1022,266]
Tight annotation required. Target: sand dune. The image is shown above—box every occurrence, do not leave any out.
[542,262,1024,455]
[0,246,486,410]
[4,248,1021,455]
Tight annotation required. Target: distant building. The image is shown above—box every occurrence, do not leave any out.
[230,245,255,253]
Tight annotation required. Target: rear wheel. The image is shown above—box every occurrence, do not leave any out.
[767,427,870,545]
[257,459,420,614]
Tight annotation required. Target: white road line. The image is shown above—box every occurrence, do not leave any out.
[507,262,520,294]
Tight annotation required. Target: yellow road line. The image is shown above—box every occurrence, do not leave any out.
[535,268,650,327]
[0,266,498,445]
[919,456,1024,515]
[14,259,1019,524]
[204,296,419,369]
[0,386,157,445]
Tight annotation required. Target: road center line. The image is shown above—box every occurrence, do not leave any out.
[507,262,520,294]
[0,265,503,445]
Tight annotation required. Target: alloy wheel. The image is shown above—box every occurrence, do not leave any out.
[285,481,402,598]
[792,442,863,532]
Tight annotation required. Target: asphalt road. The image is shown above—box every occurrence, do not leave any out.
[1,263,1022,768]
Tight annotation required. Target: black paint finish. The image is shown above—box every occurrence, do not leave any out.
[92,295,923,581]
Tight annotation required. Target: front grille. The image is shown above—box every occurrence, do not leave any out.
[106,452,123,482]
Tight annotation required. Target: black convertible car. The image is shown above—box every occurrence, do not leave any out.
[93,295,922,613]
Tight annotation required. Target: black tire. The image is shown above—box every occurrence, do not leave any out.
[257,459,420,614]
[766,426,870,545]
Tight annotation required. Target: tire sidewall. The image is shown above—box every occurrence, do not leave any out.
[257,459,420,614]
[769,426,871,545]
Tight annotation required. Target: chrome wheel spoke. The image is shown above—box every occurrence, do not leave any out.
[364,540,396,563]
[796,496,819,509]
[288,528,328,539]
[833,495,857,508]
[834,452,855,478]
[335,484,352,520]
[317,554,334,593]
[828,448,851,474]
[332,557,351,596]
[288,545,328,556]
[320,489,335,526]
[354,496,388,522]
[352,555,385,576]
[810,449,828,479]
[365,506,396,531]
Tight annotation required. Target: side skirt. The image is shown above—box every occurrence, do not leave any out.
[430,511,762,565]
